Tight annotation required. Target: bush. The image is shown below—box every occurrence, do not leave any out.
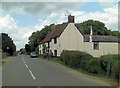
[60,51,93,69]
[69,51,81,68]
[86,59,104,74]
[100,54,119,76]
[79,52,93,71]
[13,51,18,56]
[60,51,69,65]
[35,46,39,54]
[111,59,119,80]
[60,51,119,79]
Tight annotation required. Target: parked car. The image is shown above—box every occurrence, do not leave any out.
[30,52,38,58]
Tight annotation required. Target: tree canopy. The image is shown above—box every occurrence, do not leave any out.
[75,20,120,37]
[25,44,31,53]
[28,24,53,51]
[2,33,16,55]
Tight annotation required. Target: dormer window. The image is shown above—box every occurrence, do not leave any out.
[54,37,57,44]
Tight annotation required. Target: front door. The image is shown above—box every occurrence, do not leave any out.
[54,50,57,57]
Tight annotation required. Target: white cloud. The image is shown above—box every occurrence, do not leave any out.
[34,11,67,31]
[2,2,85,16]
[35,4,118,31]
[0,14,36,50]
[73,4,118,31]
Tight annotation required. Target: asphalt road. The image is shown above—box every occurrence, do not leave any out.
[2,54,111,86]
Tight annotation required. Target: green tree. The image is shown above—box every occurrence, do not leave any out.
[42,44,46,53]
[35,46,39,54]
[75,20,120,37]
[25,44,31,54]
[19,48,25,54]
[28,24,53,52]
[2,33,16,55]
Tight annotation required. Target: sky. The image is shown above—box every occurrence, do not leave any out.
[0,0,119,50]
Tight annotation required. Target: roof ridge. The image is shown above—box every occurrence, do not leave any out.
[84,34,118,38]
[40,23,68,44]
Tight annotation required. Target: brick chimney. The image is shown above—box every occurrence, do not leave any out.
[52,23,54,26]
[51,23,55,30]
[68,14,74,23]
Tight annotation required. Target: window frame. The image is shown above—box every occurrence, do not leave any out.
[93,42,99,50]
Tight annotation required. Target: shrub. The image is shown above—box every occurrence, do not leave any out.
[86,59,104,74]
[60,51,93,69]
[111,59,119,80]
[100,54,119,76]
[38,54,42,58]
[13,51,18,56]
[60,51,69,65]
[69,51,81,68]
[35,46,39,54]
[79,52,93,71]
[42,44,46,53]
[49,51,53,58]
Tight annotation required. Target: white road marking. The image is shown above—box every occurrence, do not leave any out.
[25,64,28,68]
[22,55,25,63]
[22,55,36,80]
[29,70,36,80]
[31,58,38,59]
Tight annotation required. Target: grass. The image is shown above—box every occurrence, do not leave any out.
[2,56,9,59]
[0,56,9,64]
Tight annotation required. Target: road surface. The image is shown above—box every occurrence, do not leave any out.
[2,54,112,86]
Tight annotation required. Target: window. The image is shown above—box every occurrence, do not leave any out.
[54,50,57,57]
[46,47,49,53]
[54,37,57,44]
[93,42,99,50]
[48,42,50,48]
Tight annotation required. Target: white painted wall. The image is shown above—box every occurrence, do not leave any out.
[50,23,84,56]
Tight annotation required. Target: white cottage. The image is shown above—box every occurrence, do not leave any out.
[39,15,119,57]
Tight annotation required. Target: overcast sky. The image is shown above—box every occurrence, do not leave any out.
[0,0,119,50]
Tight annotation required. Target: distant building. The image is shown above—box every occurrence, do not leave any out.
[39,15,119,57]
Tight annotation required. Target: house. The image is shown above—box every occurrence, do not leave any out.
[39,14,119,57]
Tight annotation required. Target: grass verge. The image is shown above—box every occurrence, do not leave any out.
[2,56,9,59]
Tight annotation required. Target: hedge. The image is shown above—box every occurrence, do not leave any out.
[100,54,119,76]
[61,51,119,76]
[60,51,119,80]
[86,59,104,74]
[60,51,93,69]
[111,59,119,80]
